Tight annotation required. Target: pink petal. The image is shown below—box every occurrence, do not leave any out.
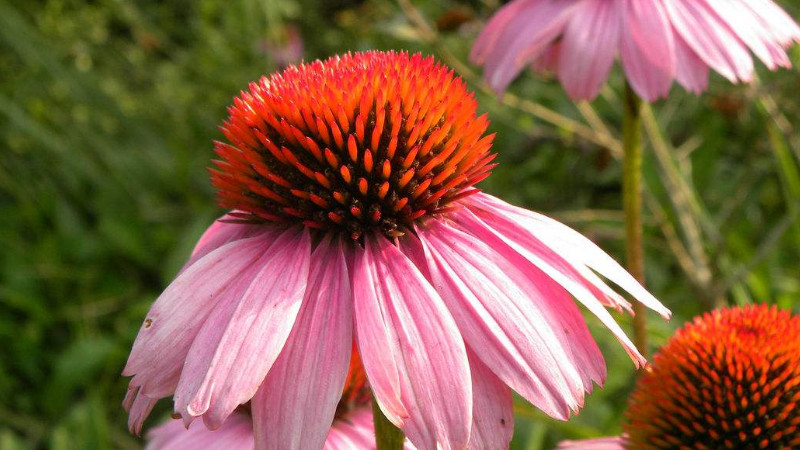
[478,0,577,93]
[704,0,790,69]
[184,214,261,271]
[557,436,627,449]
[620,0,676,101]
[174,227,311,428]
[467,350,513,449]
[453,204,631,314]
[252,235,353,450]
[146,412,255,450]
[323,408,418,450]
[123,386,158,435]
[354,234,472,450]
[664,0,753,82]
[673,31,710,94]
[740,0,800,46]
[530,42,561,74]
[467,193,671,319]
[124,231,277,398]
[558,0,621,100]
[471,0,537,64]
[418,220,598,419]
[323,409,375,450]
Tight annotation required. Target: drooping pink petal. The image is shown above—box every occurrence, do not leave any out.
[673,31,710,94]
[252,235,353,450]
[418,220,600,418]
[354,234,472,450]
[705,0,790,69]
[620,0,675,101]
[558,0,621,100]
[556,436,626,450]
[123,386,158,435]
[146,412,255,450]
[471,0,538,64]
[123,231,277,399]
[174,227,311,428]
[479,0,578,93]
[740,0,800,46]
[466,350,513,449]
[664,0,753,82]
[467,193,671,319]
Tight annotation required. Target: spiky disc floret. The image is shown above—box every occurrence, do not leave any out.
[625,305,800,450]
[211,51,495,240]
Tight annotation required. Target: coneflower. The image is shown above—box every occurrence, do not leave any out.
[558,304,800,450]
[122,50,669,450]
[471,0,800,101]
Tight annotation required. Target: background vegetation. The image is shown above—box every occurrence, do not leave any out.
[1,0,798,448]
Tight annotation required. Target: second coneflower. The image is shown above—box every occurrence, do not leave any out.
[558,304,800,450]
[122,50,670,450]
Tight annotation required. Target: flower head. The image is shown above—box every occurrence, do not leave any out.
[558,305,800,450]
[123,51,669,450]
[213,51,494,240]
[471,0,800,101]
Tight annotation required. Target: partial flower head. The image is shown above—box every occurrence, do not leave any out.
[558,304,800,449]
[123,50,669,450]
[471,0,800,101]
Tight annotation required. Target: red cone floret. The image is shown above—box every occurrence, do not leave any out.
[212,51,495,240]
[625,305,800,450]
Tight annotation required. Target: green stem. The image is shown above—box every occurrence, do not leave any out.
[622,82,648,358]
[373,396,405,450]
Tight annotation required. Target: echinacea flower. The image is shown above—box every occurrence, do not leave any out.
[558,304,800,449]
[145,352,416,450]
[471,0,800,101]
[122,50,670,450]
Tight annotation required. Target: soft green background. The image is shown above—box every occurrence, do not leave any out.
[1,0,799,448]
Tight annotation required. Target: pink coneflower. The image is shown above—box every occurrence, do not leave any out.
[471,0,800,101]
[558,305,800,449]
[122,50,670,449]
[146,353,416,450]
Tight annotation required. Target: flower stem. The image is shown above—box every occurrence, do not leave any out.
[622,82,648,358]
[373,396,405,450]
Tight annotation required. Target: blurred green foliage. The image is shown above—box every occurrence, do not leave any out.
[0,0,799,448]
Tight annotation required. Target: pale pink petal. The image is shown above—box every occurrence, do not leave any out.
[705,0,790,69]
[323,409,375,450]
[146,412,255,450]
[557,436,626,450]
[664,0,753,82]
[451,206,631,314]
[124,231,277,398]
[323,408,418,450]
[740,0,800,46]
[123,386,158,435]
[558,0,621,100]
[466,350,513,449]
[673,31,710,94]
[354,234,472,450]
[418,220,599,418]
[620,0,675,101]
[467,193,671,319]
[478,0,578,93]
[252,235,353,450]
[174,227,312,428]
[471,0,538,64]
